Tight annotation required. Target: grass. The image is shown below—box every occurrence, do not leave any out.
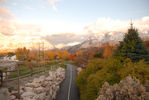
[60,64,67,69]
[7,60,65,79]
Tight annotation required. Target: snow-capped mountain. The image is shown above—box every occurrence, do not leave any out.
[67,31,149,52]
[0,33,56,52]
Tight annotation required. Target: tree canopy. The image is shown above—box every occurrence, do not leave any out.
[114,25,149,62]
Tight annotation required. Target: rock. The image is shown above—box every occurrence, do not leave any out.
[41,81,48,87]
[9,67,66,100]
[10,90,18,97]
[145,80,149,92]
[9,95,16,100]
[34,87,45,94]
[36,92,46,100]
[0,88,9,100]
[24,87,33,92]
[38,75,46,82]
[21,92,36,99]
[25,82,40,88]
[33,78,40,83]
[45,76,52,81]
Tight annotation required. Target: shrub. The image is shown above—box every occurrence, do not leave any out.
[76,58,149,100]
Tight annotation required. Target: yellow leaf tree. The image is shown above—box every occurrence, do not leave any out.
[103,43,113,58]
[15,47,30,61]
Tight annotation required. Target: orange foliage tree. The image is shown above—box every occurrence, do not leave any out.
[56,50,69,60]
[76,50,83,57]
[46,51,56,60]
[69,53,75,60]
[15,47,30,61]
[56,50,63,59]
[28,51,38,61]
[103,43,113,58]
[63,50,69,60]
[88,53,94,60]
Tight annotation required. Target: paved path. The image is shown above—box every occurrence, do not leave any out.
[56,64,80,100]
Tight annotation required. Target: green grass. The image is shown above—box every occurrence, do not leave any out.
[60,64,67,69]
[7,60,64,79]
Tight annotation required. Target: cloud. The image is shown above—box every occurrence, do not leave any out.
[0,0,7,5]
[49,0,61,11]
[0,6,15,35]
[24,6,34,10]
[0,6,13,19]
[84,17,149,36]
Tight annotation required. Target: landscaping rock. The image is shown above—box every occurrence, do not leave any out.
[8,67,66,100]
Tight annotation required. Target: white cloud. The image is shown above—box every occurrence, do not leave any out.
[49,0,61,11]
[24,6,34,10]
[84,17,149,36]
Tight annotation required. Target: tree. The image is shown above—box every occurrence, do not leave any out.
[144,40,149,50]
[62,50,69,60]
[94,53,103,58]
[46,51,56,60]
[88,53,94,59]
[56,50,63,59]
[69,53,75,60]
[15,47,30,61]
[76,50,83,57]
[114,25,149,62]
[28,51,38,61]
[103,43,113,58]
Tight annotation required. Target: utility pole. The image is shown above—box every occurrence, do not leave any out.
[38,42,45,72]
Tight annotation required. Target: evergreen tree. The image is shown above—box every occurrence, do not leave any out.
[114,24,149,62]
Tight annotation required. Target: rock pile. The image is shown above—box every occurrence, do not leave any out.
[7,67,65,100]
[96,76,149,100]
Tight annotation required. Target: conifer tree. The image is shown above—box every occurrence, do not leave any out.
[114,23,149,62]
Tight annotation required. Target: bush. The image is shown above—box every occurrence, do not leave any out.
[76,58,149,100]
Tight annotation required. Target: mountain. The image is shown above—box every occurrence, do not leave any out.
[66,31,149,52]
[0,33,56,52]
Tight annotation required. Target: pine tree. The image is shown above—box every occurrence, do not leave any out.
[114,24,149,62]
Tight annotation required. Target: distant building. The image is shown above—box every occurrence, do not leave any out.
[3,55,17,61]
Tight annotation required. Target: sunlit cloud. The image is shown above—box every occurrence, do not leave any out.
[84,17,149,36]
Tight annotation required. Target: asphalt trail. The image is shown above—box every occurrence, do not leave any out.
[56,64,80,100]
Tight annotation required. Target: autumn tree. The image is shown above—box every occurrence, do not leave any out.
[144,40,149,50]
[15,47,30,61]
[88,53,94,59]
[62,50,69,60]
[46,51,56,60]
[76,50,83,57]
[28,50,38,61]
[103,43,113,58]
[56,50,63,59]
[69,53,75,60]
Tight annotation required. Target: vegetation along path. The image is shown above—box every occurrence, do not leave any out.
[56,64,80,100]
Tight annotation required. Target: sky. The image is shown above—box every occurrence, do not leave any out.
[0,0,149,49]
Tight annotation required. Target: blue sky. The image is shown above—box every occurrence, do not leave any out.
[5,0,149,27]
